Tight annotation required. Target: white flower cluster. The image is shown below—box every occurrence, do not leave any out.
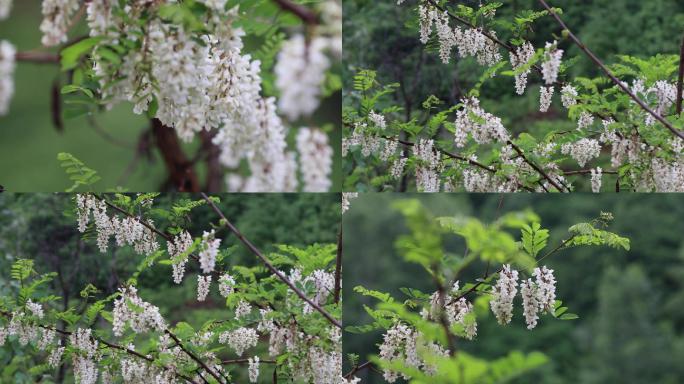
[0,0,11,20]
[80,5,311,192]
[591,167,602,193]
[297,127,333,192]
[490,265,519,325]
[645,80,677,126]
[561,85,578,108]
[577,111,595,130]
[235,300,252,320]
[198,0,229,11]
[248,356,260,383]
[48,343,65,368]
[112,286,166,337]
[0,40,15,116]
[521,266,557,329]
[342,122,383,158]
[197,275,212,302]
[510,42,535,95]
[651,157,684,192]
[69,328,100,384]
[26,299,44,319]
[303,270,335,314]
[76,194,160,255]
[454,97,510,147]
[561,138,602,167]
[378,322,448,383]
[275,35,332,121]
[369,110,387,129]
[5,312,38,346]
[342,192,359,214]
[541,41,563,85]
[380,139,399,162]
[198,230,221,274]
[429,283,477,340]
[414,139,441,192]
[219,327,259,356]
[168,231,193,284]
[218,273,236,298]
[540,86,554,113]
[40,0,80,46]
[391,157,408,180]
[37,328,56,350]
[418,4,501,66]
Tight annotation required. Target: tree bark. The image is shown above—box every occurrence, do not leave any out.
[150,119,200,192]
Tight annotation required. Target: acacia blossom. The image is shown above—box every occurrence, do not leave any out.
[561,138,602,167]
[510,42,535,95]
[591,167,602,193]
[297,127,333,192]
[275,35,331,121]
[0,0,11,20]
[0,40,15,116]
[454,97,509,147]
[490,265,519,325]
[112,287,166,337]
[40,0,80,47]
[541,41,563,85]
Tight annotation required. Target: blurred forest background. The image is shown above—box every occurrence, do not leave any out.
[0,193,340,382]
[343,0,684,191]
[343,194,684,383]
[0,2,342,192]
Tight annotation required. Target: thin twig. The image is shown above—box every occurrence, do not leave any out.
[201,193,342,329]
[507,141,567,192]
[538,0,684,140]
[14,51,60,63]
[165,330,224,383]
[344,361,375,379]
[272,0,318,25]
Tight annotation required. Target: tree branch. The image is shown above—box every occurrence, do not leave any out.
[272,0,319,25]
[201,193,342,329]
[507,141,567,192]
[14,51,60,63]
[538,0,684,140]
[333,224,343,305]
[165,329,223,383]
[150,118,200,192]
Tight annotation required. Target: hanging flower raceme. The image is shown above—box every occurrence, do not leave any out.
[541,41,563,85]
[275,35,331,121]
[0,0,12,20]
[0,40,15,116]
[510,42,535,95]
[296,127,333,192]
[490,265,519,325]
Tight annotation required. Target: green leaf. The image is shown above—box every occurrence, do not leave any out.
[61,37,104,71]
[57,152,101,192]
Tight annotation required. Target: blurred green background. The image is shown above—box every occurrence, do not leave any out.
[0,2,342,192]
[343,0,684,191]
[0,192,340,382]
[343,194,684,383]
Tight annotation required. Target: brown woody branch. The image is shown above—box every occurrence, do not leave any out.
[165,330,224,383]
[507,141,567,192]
[272,0,319,25]
[151,118,200,192]
[201,193,343,329]
[14,51,60,63]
